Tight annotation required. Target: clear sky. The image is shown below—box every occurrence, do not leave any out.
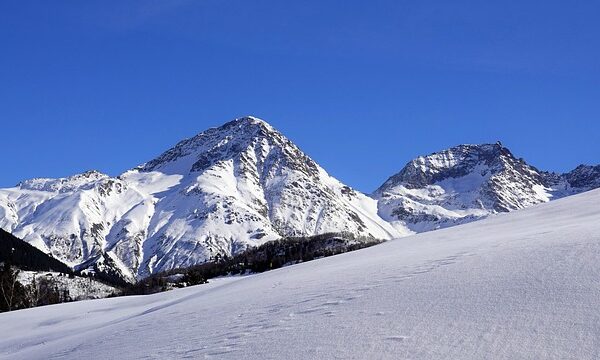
[1,1,599,192]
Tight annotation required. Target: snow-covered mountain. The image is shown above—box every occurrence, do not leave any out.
[3,187,600,359]
[374,143,599,232]
[0,117,401,280]
[1,118,598,281]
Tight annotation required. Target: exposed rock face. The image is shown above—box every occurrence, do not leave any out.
[561,165,600,191]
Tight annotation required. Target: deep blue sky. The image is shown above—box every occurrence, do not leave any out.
[1,1,599,192]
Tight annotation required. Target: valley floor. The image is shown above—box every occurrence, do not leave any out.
[1,189,600,359]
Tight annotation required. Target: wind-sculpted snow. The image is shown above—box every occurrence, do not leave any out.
[1,188,599,359]
[0,117,400,279]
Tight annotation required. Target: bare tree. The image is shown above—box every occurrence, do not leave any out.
[0,263,21,311]
[25,273,41,308]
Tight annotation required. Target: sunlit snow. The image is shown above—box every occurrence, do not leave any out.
[1,188,599,359]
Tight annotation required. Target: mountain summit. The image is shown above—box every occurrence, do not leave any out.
[140,117,287,174]
[0,117,400,280]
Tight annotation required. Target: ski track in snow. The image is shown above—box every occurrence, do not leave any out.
[1,189,600,359]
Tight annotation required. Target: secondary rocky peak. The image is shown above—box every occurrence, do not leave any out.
[377,143,522,192]
[374,142,551,232]
[564,164,600,190]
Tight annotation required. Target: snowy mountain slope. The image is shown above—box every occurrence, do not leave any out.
[1,188,599,359]
[374,143,600,232]
[0,171,147,280]
[0,117,401,279]
[122,117,402,277]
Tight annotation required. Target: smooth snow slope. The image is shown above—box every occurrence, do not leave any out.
[2,189,600,359]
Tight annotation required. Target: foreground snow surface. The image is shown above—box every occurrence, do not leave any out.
[2,189,600,359]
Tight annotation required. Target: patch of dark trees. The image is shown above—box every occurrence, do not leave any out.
[0,229,110,312]
[0,228,72,274]
[0,229,383,311]
[120,232,382,296]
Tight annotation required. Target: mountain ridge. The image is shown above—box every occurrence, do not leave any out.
[1,117,598,281]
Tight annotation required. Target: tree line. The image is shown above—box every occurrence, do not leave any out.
[121,232,382,295]
[0,229,72,274]
[1,229,383,310]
